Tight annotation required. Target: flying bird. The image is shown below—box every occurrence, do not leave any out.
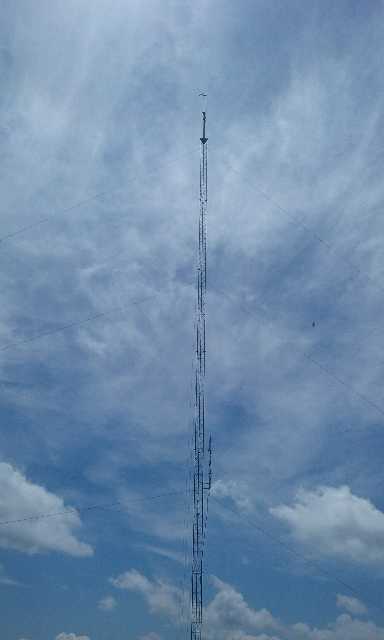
[199,92,207,97]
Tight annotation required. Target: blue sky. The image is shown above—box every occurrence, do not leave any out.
[2,1,384,639]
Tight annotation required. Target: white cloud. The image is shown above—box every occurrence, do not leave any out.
[115,570,384,640]
[270,485,384,565]
[51,610,384,640]
[211,479,253,512]
[98,595,117,611]
[3,2,384,635]
[138,633,162,640]
[139,543,185,564]
[0,562,20,586]
[112,484,188,542]
[291,614,384,639]
[110,569,182,620]
[0,462,93,557]
[229,636,280,640]
[2,2,384,565]
[206,576,279,637]
[216,635,280,640]
[336,594,367,616]
[55,634,90,640]
[112,569,281,639]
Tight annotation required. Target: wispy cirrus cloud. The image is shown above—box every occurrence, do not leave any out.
[2,1,384,637]
[97,595,117,612]
[336,593,367,617]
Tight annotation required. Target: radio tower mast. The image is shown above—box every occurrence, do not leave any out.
[190,110,212,640]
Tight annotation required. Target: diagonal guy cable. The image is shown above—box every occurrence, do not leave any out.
[213,496,384,617]
[0,490,185,527]
[0,294,157,353]
[215,286,384,422]
[224,160,384,304]
[0,148,196,247]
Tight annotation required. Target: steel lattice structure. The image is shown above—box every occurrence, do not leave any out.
[190,111,212,640]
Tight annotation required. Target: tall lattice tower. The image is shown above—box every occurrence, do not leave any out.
[190,111,212,640]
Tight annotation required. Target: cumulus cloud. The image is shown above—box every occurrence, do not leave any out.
[138,633,162,640]
[98,595,117,611]
[2,2,384,578]
[0,462,93,556]
[55,634,90,640]
[214,635,280,640]
[3,1,384,637]
[270,485,384,565]
[110,569,182,620]
[19,635,91,640]
[111,569,281,639]
[206,576,279,637]
[291,614,384,639]
[336,594,367,616]
[115,570,384,640]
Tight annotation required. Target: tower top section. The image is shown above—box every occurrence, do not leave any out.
[200,111,208,145]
